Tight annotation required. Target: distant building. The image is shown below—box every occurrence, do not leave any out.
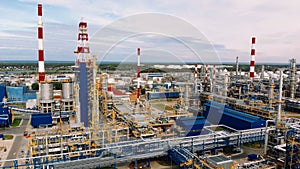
[0,84,36,103]
[0,101,12,127]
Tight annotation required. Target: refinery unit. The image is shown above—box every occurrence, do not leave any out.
[1,3,300,169]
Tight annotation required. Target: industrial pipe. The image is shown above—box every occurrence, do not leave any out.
[264,120,275,154]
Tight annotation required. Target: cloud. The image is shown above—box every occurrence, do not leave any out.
[0,0,298,62]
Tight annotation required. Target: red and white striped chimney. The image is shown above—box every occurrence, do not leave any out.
[194,64,198,78]
[249,36,256,79]
[205,64,208,81]
[74,21,90,64]
[213,64,216,82]
[38,4,45,82]
[137,48,141,102]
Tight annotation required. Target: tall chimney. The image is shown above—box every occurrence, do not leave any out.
[137,48,141,102]
[38,4,45,82]
[249,37,256,80]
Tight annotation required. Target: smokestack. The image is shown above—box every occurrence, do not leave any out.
[38,4,45,82]
[236,56,239,76]
[261,65,265,79]
[194,64,198,93]
[250,36,256,80]
[137,48,141,102]
[290,58,296,98]
[277,70,283,124]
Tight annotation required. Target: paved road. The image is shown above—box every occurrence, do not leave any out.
[231,145,264,160]
[1,115,29,167]
[3,135,23,166]
[0,115,29,135]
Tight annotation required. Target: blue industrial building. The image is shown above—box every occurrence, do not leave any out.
[0,84,36,102]
[176,116,210,136]
[202,102,231,124]
[31,113,52,128]
[146,91,180,100]
[0,84,6,102]
[0,83,37,127]
[151,83,176,90]
[149,83,194,92]
[0,103,12,127]
[6,86,24,101]
[203,102,266,130]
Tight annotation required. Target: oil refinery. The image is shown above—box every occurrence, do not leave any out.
[1,2,300,169]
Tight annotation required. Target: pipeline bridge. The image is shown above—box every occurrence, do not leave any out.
[0,126,270,169]
[10,107,40,114]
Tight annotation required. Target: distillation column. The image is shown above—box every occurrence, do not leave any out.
[74,21,92,127]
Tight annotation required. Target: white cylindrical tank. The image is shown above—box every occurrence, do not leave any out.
[40,83,53,101]
[62,82,73,99]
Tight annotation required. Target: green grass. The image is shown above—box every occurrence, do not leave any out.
[11,119,21,127]
[4,135,13,140]
[165,105,174,111]
[153,103,165,111]
[153,103,174,111]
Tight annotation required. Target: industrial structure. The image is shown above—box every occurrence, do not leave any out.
[137,48,141,103]
[73,20,94,127]
[1,3,300,169]
[249,36,256,79]
[37,4,45,83]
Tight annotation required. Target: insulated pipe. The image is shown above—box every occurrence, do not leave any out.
[289,125,300,134]
[264,120,275,154]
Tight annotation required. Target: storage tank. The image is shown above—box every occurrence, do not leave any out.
[40,83,53,101]
[62,83,73,99]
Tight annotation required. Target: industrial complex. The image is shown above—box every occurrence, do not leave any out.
[1,3,300,169]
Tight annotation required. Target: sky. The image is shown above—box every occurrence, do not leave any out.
[0,0,300,64]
